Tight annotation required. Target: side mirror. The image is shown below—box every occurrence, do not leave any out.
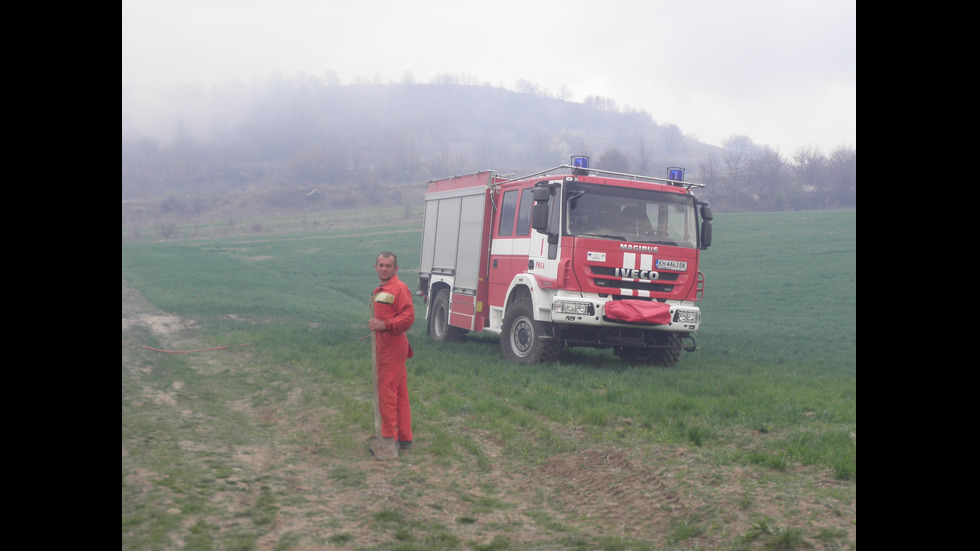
[531,187,551,232]
[531,202,549,232]
[698,204,713,249]
[700,205,713,221]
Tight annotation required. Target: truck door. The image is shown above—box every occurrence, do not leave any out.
[489,188,519,308]
[527,181,561,281]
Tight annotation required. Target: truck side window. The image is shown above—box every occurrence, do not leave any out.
[498,190,518,237]
[516,188,533,236]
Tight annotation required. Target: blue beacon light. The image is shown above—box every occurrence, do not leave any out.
[667,167,685,185]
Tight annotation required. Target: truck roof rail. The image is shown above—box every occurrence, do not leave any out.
[425,169,499,185]
[495,164,705,190]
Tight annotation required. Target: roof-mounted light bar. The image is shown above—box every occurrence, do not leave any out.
[491,160,705,189]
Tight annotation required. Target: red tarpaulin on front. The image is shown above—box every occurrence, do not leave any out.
[604,300,672,325]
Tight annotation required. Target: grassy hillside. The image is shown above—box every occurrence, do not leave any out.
[122,209,855,550]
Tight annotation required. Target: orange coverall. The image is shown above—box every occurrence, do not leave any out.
[372,273,414,442]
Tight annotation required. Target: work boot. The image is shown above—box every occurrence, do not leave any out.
[369,436,399,461]
[398,440,412,451]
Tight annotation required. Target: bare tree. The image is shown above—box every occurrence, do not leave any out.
[557,83,573,101]
[634,134,654,174]
[697,153,724,206]
[722,135,754,199]
[790,145,825,191]
[430,73,459,85]
[827,145,856,206]
[288,143,354,187]
[750,145,788,198]
[515,78,543,96]
[321,70,341,86]
[583,95,618,111]
[598,148,631,173]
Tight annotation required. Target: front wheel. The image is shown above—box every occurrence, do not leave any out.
[500,297,561,363]
[617,333,683,367]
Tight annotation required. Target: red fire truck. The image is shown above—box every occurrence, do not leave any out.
[417,156,713,365]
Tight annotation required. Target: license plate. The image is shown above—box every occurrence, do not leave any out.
[656,259,687,271]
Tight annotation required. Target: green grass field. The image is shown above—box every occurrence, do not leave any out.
[122,208,855,550]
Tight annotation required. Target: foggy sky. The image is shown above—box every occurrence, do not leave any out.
[121,0,856,154]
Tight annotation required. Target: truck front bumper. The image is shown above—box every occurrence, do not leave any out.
[549,297,701,332]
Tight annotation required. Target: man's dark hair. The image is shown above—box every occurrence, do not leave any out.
[378,251,398,267]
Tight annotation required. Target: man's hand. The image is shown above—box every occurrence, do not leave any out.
[368,318,386,332]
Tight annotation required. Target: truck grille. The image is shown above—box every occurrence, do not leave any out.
[593,278,674,293]
[590,266,678,294]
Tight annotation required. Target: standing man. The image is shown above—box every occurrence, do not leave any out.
[368,251,415,459]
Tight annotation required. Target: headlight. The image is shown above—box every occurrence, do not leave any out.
[553,300,594,316]
[674,309,700,323]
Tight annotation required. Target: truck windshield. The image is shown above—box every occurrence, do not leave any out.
[564,182,698,248]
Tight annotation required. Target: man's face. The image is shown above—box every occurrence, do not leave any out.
[375,255,397,283]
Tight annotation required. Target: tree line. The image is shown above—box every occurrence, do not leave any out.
[122,76,855,214]
[695,137,855,212]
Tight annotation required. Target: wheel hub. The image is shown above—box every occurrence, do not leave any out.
[513,319,533,355]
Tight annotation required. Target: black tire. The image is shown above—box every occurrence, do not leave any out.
[428,289,465,342]
[617,346,658,365]
[500,296,561,363]
[618,332,683,367]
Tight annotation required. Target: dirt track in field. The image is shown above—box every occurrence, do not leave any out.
[122,278,855,550]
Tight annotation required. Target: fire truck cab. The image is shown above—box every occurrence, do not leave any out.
[418,156,713,365]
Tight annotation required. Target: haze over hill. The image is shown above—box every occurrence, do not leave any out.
[121,79,855,232]
[122,79,722,193]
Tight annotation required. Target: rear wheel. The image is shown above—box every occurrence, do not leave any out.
[428,289,465,342]
[501,296,561,363]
